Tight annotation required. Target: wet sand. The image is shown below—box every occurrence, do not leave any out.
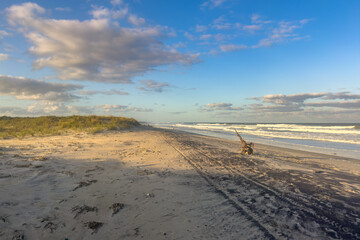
[0,127,359,239]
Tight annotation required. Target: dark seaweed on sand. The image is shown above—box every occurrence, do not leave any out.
[85,221,104,233]
[72,205,98,218]
[72,180,97,191]
[109,203,125,215]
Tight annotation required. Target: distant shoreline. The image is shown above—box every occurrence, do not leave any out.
[152,122,360,160]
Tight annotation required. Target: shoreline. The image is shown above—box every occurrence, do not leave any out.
[151,123,360,160]
[1,127,359,239]
[157,126,360,162]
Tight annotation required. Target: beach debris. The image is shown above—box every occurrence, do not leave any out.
[44,221,57,232]
[1,215,9,223]
[146,193,155,198]
[30,156,48,161]
[73,180,97,191]
[134,227,140,236]
[60,170,75,177]
[109,203,125,216]
[12,230,25,240]
[0,174,11,179]
[234,129,254,155]
[137,169,156,176]
[85,165,104,173]
[14,163,32,168]
[72,205,98,218]
[85,221,103,233]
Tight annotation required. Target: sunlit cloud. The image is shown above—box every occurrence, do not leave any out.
[77,89,129,96]
[99,104,153,112]
[128,14,145,26]
[196,24,208,32]
[199,103,244,112]
[201,0,228,9]
[6,2,199,83]
[55,7,71,12]
[248,91,360,113]
[0,30,11,39]
[253,19,312,48]
[0,75,82,102]
[137,80,170,93]
[219,44,248,52]
[0,53,9,61]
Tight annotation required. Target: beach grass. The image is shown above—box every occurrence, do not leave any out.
[0,115,140,139]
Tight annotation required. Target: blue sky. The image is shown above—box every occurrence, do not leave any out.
[0,0,359,122]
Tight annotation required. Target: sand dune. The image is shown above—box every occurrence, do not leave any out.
[0,127,359,239]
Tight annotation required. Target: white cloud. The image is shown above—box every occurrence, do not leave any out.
[0,74,82,101]
[306,100,360,109]
[6,3,199,83]
[200,34,212,40]
[200,103,243,112]
[253,19,311,48]
[250,14,272,24]
[185,14,312,53]
[90,3,128,19]
[99,104,153,112]
[201,0,228,9]
[90,6,111,19]
[322,92,360,100]
[128,14,145,26]
[219,44,247,52]
[137,80,170,92]
[0,30,11,39]
[55,7,71,12]
[0,102,153,116]
[196,24,208,32]
[111,0,123,6]
[184,32,196,41]
[211,16,233,30]
[0,53,9,61]
[249,92,360,113]
[112,8,128,19]
[262,93,327,105]
[0,107,30,116]
[77,89,129,96]
[242,24,262,31]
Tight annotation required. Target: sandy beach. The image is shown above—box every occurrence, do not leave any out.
[0,127,359,239]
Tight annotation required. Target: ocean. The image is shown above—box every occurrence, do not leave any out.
[151,122,360,160]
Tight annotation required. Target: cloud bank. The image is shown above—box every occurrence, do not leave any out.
[0,75,82,102]
[137,80,170,92]
[199,102,243,112]
[6,2,199,83]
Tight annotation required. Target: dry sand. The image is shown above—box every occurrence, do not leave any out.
[0,127,359,239]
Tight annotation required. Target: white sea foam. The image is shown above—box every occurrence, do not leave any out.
[172,123,360,145]
[152,122,360,159]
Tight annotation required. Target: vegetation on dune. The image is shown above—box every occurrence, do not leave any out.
[0,115,140,139]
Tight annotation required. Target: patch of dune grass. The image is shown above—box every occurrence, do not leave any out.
[0,115,140,139]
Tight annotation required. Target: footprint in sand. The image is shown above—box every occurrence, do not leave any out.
[85,166,104,173]
[72,205,98,218]
[11,230,25,240]
[30,156,48,161]
[137,169,156,176]
[85,221,103,234]
[109,203,125,216]
[72,180,97,191]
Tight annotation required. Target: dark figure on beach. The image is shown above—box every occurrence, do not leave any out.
[234,129,254,155]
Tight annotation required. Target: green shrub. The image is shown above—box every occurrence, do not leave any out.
[0,115,140,139]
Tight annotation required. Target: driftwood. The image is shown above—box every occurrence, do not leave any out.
[234,129,254,155]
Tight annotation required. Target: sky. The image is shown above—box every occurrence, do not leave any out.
[0,0,359,123]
